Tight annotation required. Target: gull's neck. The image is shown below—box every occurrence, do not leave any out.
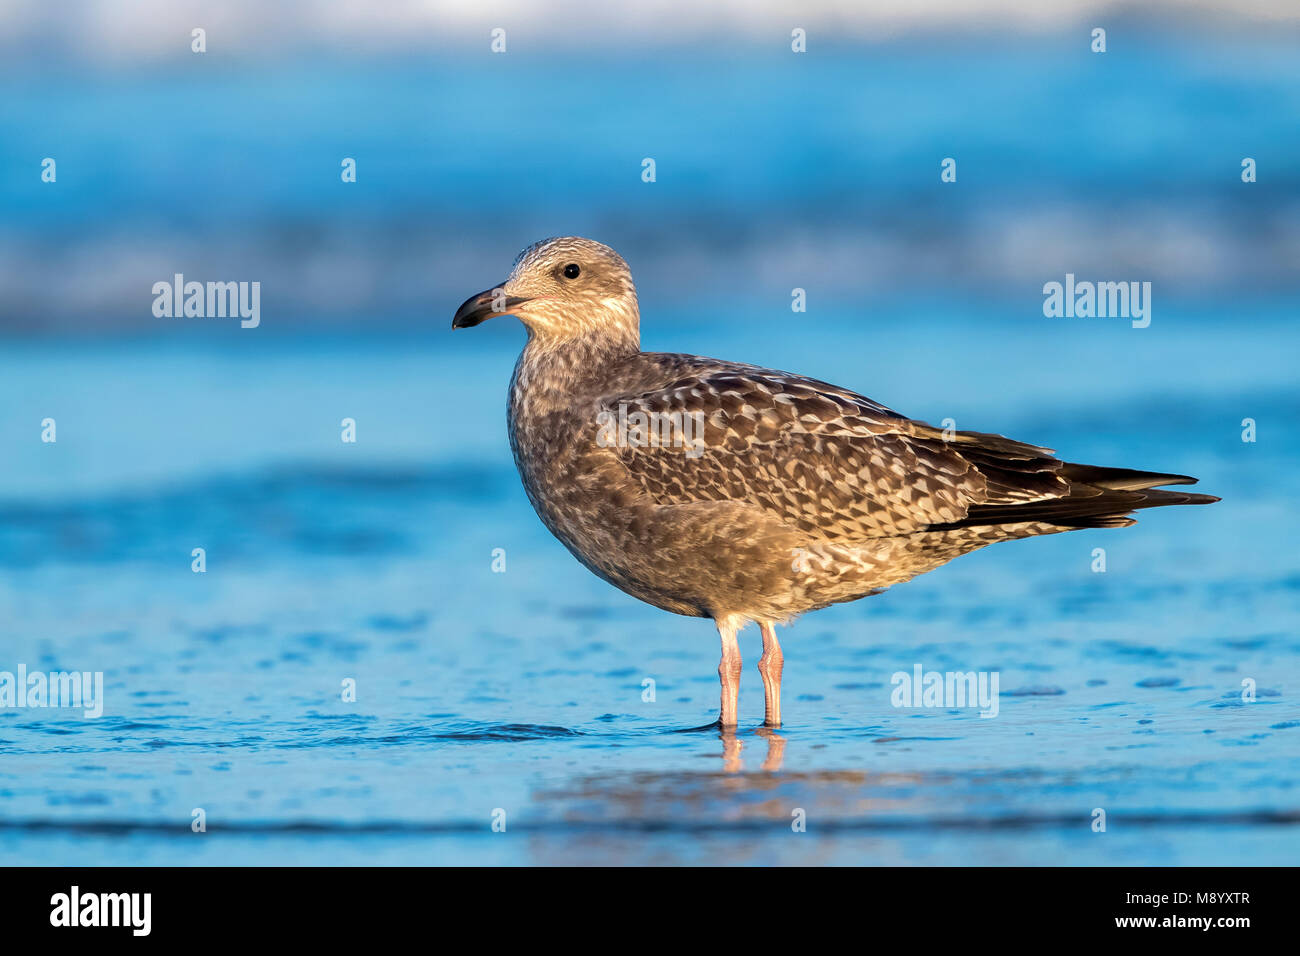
[512,328,639,412]
[511,303,641,415]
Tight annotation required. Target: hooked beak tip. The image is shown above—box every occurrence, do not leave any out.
[452,286,529,330]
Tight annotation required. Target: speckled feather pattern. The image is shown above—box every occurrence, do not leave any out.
[476,237,1215,625]
[511,347,1075,622]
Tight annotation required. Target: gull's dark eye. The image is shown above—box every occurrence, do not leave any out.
[563,263,580,279]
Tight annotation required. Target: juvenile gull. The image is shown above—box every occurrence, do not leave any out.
[452,237,1218,729]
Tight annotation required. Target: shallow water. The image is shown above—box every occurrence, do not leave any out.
[1,302,1296,865]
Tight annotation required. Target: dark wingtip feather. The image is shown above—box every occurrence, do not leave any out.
[1058,463,1203,491]
[927,461,1219,532]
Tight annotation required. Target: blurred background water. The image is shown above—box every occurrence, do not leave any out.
[0,1,1297,865]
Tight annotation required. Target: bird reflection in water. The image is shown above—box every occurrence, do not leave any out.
[719,727,785,773]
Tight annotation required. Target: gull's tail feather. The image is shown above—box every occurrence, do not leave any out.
[930,462,1220,531]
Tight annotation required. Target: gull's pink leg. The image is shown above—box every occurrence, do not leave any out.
[758,621,784,728]
[716,615,743,729]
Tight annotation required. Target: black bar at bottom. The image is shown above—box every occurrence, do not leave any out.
[0,866,1286,942]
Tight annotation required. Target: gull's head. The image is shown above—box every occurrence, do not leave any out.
[452,236,639,348]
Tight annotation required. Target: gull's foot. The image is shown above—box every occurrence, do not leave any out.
[672,720,731,734]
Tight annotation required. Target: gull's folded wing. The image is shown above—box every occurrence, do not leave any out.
[599,354,1070,541]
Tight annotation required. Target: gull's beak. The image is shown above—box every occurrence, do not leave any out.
[451,286,532,329]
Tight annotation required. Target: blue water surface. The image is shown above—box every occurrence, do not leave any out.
[1,296,1296,865]
[1,21,1297,865]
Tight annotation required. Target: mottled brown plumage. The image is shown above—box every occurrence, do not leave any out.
[452,236,1218,728]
